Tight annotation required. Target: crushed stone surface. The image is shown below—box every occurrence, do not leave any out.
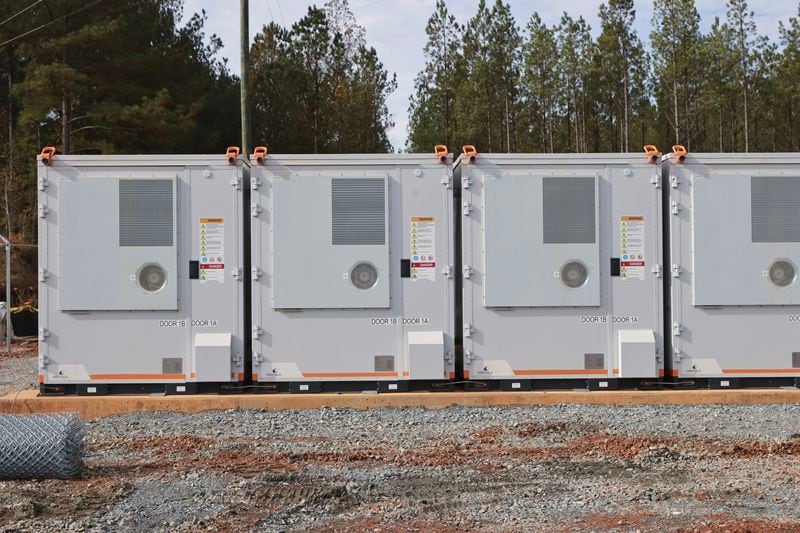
[1,404,800,531]
[0,342,37,396]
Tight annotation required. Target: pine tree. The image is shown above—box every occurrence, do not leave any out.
[407,0,462,152]
[650,0,702,147]
[555,14,594,152]
[777,5,800,150]
[520,14,560,152]
[725,0,762,152]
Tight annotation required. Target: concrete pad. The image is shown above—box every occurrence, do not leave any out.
[2,388,800,419]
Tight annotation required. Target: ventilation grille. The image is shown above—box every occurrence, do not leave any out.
[332,178,385,245]
[751,176,800,242]
[543,177,596,244]
[119,179,174,247]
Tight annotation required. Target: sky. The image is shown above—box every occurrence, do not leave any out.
[182,0,797,151]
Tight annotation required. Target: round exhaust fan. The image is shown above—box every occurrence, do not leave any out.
[137,263,167,293]
[560,261,589,289]
[769,260,796,287]
[350,261,379,290]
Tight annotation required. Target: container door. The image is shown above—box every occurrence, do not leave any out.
[482,173,600,307]
[59,175,178,311]
[692,173,800,306]
[272,173,390,309]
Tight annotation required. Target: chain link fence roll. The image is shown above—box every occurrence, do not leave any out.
[0,413,85,479]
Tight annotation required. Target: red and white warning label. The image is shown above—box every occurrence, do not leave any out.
[200,217,224,283]
[620,215,645,280]
[411,216,436,281]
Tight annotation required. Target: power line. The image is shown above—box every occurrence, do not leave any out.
[263,0,274,23]
[274,0,285,26]
[0,0,107,49]
[0,0,44,30]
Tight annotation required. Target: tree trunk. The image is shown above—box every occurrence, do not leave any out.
[5,69,12,239]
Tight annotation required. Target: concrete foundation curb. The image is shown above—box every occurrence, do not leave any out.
[2,389,800,419]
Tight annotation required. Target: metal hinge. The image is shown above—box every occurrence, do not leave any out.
[232,352,243,364]
[445,351,455,363]
[652,264,662,278]
[671,264,681,278]
[670,175,680,188]
[464,350,474,362]
[671,200,682,215]
[251,175,261,190]
[441,174,452,188]
[38,268,49,282]
[252,267,261,280]
[461,175,471,189]
[38,176,49,191]
[464,323,472,338]
[650,176,660,188]
[674,349,682,362]
[251,202,261,217]
[673,322,683,336]
[38,353,49,369]
[231,267,242,281]
[253,352,263,365]
[462,201,471,216]
[442,265,453,279]
[252,326,263,339]
[463,265,472,279]
[231,175,242,190]
[38,204,49,218]
[655,350,664,363]
[38,328,50,342]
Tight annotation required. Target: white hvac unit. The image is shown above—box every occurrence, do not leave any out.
[250,151,456,391]
[37,150,247,394]
[665,151,800,386]
[459,150,664,389]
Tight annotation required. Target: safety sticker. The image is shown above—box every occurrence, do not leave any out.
[411,216,436,281]
[620,215,645,280]
[200,217,224,283]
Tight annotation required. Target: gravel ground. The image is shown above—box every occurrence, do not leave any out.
[2,404,800,531]
[0,340,38,396]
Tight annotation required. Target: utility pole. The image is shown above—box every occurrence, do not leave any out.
[240,0,252,155]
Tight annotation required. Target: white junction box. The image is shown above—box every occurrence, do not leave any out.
[250,153,456,390]
[459,153,664,387]
[37,154,246,393]
[666,152,800,381]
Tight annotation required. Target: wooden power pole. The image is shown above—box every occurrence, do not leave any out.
[240,0,252,155]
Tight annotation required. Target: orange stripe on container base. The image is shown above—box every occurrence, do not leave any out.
[37,375,44,384]
[301,372,399,378]
[722,368,800,374]
[89,373,186,380]
[513,369,610,376]
[238,373,245,381]
[252,373,260,381]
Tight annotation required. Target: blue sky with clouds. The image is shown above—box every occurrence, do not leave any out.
[183,0,797,150]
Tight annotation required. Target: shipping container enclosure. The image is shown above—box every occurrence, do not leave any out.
[249,153,456,392]
[665,152,800,387]
[458,153,664,390]
[37,153,248,395]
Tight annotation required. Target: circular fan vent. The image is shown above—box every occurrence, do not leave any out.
[137,263,167,293]
[769,260,796,288]
[350,262,379,290]
[560,261,589,289]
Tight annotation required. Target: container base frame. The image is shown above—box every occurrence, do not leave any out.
[251,379,456,394]
[465,378,665,392]
[39,382,247,396]
[667,377,800,389]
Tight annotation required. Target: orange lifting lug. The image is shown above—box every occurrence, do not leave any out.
[226,146,241,165]
[253,146,268,165]
[643,145,659,164]
[434,145,448,164]
[39,146,56,166]
[462,145,478,164]
[672,145,687,163]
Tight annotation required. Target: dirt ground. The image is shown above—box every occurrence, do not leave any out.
[1,402,799,532]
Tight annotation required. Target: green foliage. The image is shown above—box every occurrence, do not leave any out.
[250,4,396,154]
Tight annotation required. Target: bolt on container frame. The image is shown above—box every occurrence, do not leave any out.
[37,150,248,395]
[458,149,665,390]
[664,150,800,387]
[249,149,456,392]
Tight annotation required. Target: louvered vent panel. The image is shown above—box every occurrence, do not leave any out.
[751,176,800,242]
[332,178,386,245]
[119,179,174,247]
[542,177,596,244]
